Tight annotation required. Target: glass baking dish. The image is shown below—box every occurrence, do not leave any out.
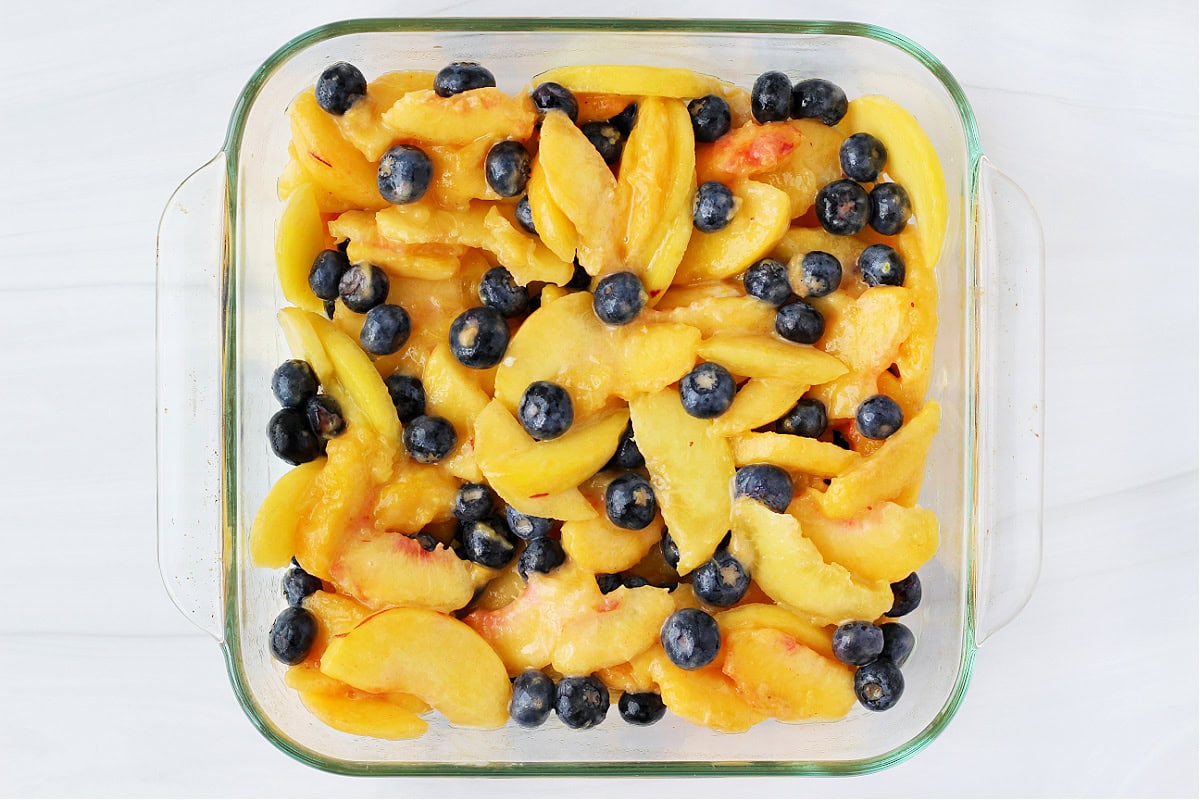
[155,18,1045,776]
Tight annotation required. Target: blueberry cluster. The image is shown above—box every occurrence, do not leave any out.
[509,669,666,729]
[830,572,923,711]
[267,559,322,665]
[266,359,345,465]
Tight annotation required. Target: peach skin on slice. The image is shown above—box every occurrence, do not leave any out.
[250,458,324,568]
[298,690,429,740]
[329,530,476,613]
[721,628,855,721]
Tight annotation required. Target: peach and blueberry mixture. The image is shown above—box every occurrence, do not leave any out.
[251,59,948,739]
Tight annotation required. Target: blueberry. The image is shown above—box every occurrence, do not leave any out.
[518,381,574,441]
[743,258,791,306]
[384,373,425,423]
[336,238,350,253]
[832,621,885,666]
[434,61,495,97]
[796,251,842,298]
[581,121,624,165]
[518,537,565,580]
[692,550,751,607]
[308,249,350,301]
[775,397,827,438]
[733,464,794,513]
[660,531,680,571]
[268,408,324,465]
[596,573,622,594]
[323,299,337,320]
[377,144,433,205]
[510,669,556,727]
[314,62,366,115]
[840,133,887,182]
[831,428,853,450]
[592,271,646,325]
[282,564,322,607]
[775,300,825,344]
[692,181,737,233]
[887,572,922,617]
[751,70,793,123]
[515,195,537,234]
[449,306,510,368]
[815,179,871,236]
[459,516,516,568]
[687,94,731,143]
[858,244,906,289]
[359,303,411,355]
[605,473,657,530]
[530,82,579,122]
[402,414,457,463]
[566,260,592,290]
[617,575,647,589]
[607,421,644,470]
[338,264,390,313]
[304,395,345,440]
[478,266,531,318]
[485,140,532,198]
[555,675,610,729]
[268,606,318,664]
[660,608,721,670]
[413,531,438,552]
[680,361,737,419]
[608,102,638,136]
[505,505,554,541]
[856,395,903,440]
[869,184,913,236]
[792,78,848,126]
[271,360,318,408]
[854,658,904,711]
[618,692,666,725]
[879,622,915,667]
[453,482,495,522]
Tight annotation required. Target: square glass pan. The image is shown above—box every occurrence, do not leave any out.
[156,18,1045,776]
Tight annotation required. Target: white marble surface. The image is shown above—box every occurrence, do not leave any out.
[1,0,1197,796]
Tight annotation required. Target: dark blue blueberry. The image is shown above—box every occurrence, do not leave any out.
[840,133,887,182]
[581,121,624,165]
[618,692,666,725]
[692,550,751,607]
[869,183,913,236]
[518,381,574,441]
[592,271,646,325]
[453,482,496,522]
[605,473,657,530]
[359,303,412,355]
[478,266,531,318]
[515,195,537,234]
[751,70,793,123]
[459,516,516,568]
[855,658,904,711]
[776,397,827,438]
[530,82,579,122]
[608,103,638,137]
[743,258,792,306]
[505,506,553,541]
[314,62,366,115]
[831,428,853,450]
[449,306,510,368]
[282,564,322,607]
[323,299,337,319]
[734,464,794,513]
[687,94,732,143]
[607,421,644,470]
[304,394,345,440]
[775,300,825,344]
[879,622,915,667]
[816,179,871,236]
[856,395,903,440]
[693,181,737,232]
[377,144,433,205]
[485,140,532,198]
[887,572,922,617]
[268,408,324,465]
[518,537,566,580]
[336,238,350,253]
[566,260,592,290]
[384,373,425,423]
[338,264,390,313]
[413,531,438,552]
[792,78,848,126]
[268,606,318,665]
[679,361,736,419]
[832,621,885,666]
[308,249,351,301]
[660,608,721,670]
[434,61,495,97]
[596,573,622,594]
[510,669,556,727]
[622,575,650,589]
[660,531,680,571]
[555,675,610,729]
[796,251,842,298]
[271,360,318,408]
[402,414,457,464]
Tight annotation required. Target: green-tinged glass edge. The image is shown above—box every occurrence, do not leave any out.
[217,17,985,778]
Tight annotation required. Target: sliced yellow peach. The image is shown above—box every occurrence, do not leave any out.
[422,340,493,472]
[732,432,862,477]
[647,650,766,733]
[289,91,386,210]
[674,181,791,283]
[642,207,694,304]
[646,295,775,338]
[696,121,804,182]
[380,87,536,146]
[533,65,724,99]
[697,334,848,384]
[302,590,373,659]
[327,210,462,280]
[756,120,845,219]
[250,458,325,568]
[335,70,437,161]
[596,660,656,695]
[313,317,402,443]
[274,182,328,313]
[285,662,351,695]
[330,530,476,613]
[372,463,459,533]
[711,380,808,437]
[773,228,869,294]
[560,511,663,575]
[427,137,498,210]
[526,156,579,262]
[473,562,526,611]
[298,690,429,740]
[722,628,855,721]
[279,306,334,381]
[654,281,742,308]
[279,147,356,213]
[552,585,676,675]
[715,603,835,661]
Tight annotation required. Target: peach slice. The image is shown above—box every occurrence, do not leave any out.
[329,530,476,613]
[715,603,834,661]
[424,136,499,210]
[646,650,766,733]
[697,334,847,384]
[289,91,386,210]
[422,340,493,476]
[327,210,462,280]
[533,65,724,99]
[560,512,663,575]
[674,181,792,283]
[473,561,526,612]
[646,295,775,338]
[275,182,328,314]
[298,690,429,740]
[380,87,536,146]
[774,227,871,296]
[756,120,845,219]
[731,432,862,478]
[721,628,855,721]
[654,281,743,308]
[301,590,373,660]
[372,462,459,534]
[250,458,324,568]
[696,121,804,182]
[710,380,809,437]
[335,70,437,161]
[551,584,675,675]
[526,156,579,263]
[278,147,356,213]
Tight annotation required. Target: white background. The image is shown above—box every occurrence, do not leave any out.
[1,0,1197,797]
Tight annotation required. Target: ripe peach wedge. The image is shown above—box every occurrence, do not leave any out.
[329,530,477,613]
[722,628,856,722]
